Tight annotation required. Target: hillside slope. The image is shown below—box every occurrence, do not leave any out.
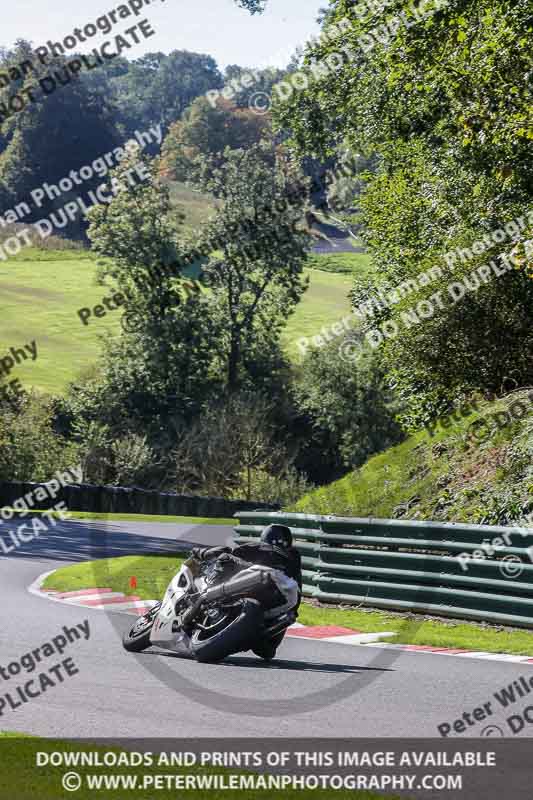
[0,249,365,394]
[293,389,533,527]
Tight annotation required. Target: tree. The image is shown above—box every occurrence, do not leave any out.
[111,433,157,487]
[160,96,271,181]
[86,150,182,308]
[82,152,226,443]
[84,143,310,460]
[223,64,288,110]
[274,0,533,423]
[193,142,311,390]
[173,393,298,500]
[111,51,223,138]
[0,40,120,235]
[293,333,404,481]
[0,393,79,481]
[235,0,267,12]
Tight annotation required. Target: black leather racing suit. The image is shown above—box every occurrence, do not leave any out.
[192,542,302,659]
[193,542,302,597]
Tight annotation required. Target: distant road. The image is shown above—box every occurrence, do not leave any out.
[311,238,365,254]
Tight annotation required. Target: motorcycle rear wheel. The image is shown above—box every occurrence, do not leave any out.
[190,598,261,663]
[252,631,285,661]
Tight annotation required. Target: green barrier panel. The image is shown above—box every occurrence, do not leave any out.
[317,561,533,595]
[233,511,533,627]
[310,589,533,630]
[236,511,533,540]
[318,547,533,586]
[315,575,533,615]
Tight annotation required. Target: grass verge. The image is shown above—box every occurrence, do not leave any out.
[42,556,533,655]
[5,510,233,525]
[306,251,372,276]
[292,389,533,526]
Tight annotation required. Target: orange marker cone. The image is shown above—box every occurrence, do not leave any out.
[129,576,137,590]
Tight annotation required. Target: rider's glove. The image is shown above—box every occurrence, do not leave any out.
[191,546,209,560]
[217,552,235,563]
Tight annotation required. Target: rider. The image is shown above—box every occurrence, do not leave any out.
[192,524,302,595]
[191,524,302,659]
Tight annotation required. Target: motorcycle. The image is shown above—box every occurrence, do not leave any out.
[122,552,299,663]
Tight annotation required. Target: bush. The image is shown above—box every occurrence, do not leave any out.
[232,465,314,508]
[293,332,405,482]
[0,393,80,481]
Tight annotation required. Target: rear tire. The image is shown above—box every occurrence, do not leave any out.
[190,599,261,663]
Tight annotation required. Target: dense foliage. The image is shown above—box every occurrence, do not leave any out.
[275,0,533,425]
[160,97,271,182]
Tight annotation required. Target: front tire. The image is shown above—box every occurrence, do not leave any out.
[122,612,155,652]
[190,599,261,663]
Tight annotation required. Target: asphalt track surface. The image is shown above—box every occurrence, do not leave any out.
[0,518,531,739]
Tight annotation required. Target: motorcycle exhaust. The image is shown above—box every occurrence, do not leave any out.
[182,570,270,627]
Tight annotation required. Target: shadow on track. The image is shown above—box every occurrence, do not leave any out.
[143,649,393,675]
[0,519,224,563]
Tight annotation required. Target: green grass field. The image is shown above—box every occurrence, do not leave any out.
[0,249,366,394]
[0,250,120,393]
[42,554,533,655]
[6,510,233,525]
[282,267,354,360]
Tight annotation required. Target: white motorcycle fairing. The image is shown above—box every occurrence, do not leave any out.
[149,561,298,657]
[149,562,203,655]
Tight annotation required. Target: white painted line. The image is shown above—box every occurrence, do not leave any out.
[322,632,396,645]
[61,592,126,604]
[363,642,533,665]
[454,652,528,661]
[28,569,73,606]
[100,600,158,612]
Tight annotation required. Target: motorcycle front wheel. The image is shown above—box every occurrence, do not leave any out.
[122,604,160,652]
[190,598,261,663]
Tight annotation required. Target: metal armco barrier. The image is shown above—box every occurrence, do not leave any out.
[0,480,279,520]
[233,511,533,629]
